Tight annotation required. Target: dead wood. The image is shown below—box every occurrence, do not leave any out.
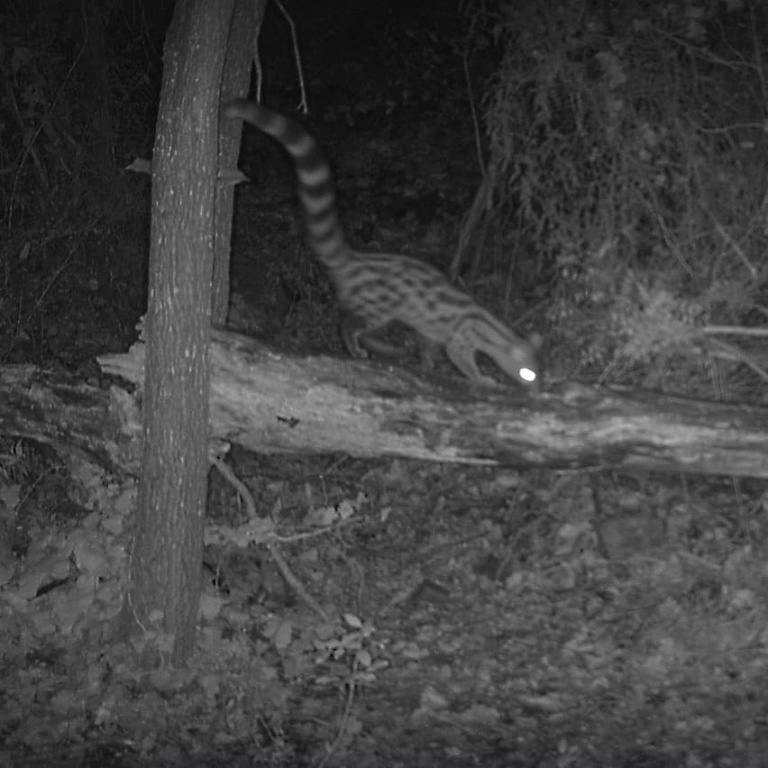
[1,329,767,478]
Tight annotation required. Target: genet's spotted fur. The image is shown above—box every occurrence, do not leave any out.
[223,100,539,389]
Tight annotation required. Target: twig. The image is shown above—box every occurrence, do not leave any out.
[705,336,768,384]
[266,542,329,621]
[211,456,329,621]
[709,216,757,279]
[313,658,358,768]
[449,163,496,281]
[6,3,88,233]
[212,455,255,518]
[702,325,768,338]
[253,15,263,103]
[749,0,768,108]
[273,0,308,114]
[462,37,485,176]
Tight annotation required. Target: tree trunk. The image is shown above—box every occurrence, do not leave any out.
[121,0,237,667]
[212,0,267,325]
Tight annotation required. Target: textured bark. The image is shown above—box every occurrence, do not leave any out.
[0,366,134,473]
[212,0,267,325]
[122,0,237,666]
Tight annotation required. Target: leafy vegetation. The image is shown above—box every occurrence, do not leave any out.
[0,0,155,366]
[474,0,768,393]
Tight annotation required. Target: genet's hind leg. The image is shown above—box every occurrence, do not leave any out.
[416,336,442,373]
[358,335,408,358]
[340,313,369,358]
[341,313,413,360]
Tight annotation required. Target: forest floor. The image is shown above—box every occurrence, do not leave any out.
[2,443,768,767]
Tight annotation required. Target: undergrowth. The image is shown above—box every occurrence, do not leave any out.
[466,0,768,397]
[0,2,155,366]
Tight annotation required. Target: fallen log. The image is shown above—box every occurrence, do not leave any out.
[0,329,766,478]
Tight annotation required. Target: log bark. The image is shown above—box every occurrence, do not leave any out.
[0,365,138,473]
[2,330,767,478]
[6,327,767,479]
